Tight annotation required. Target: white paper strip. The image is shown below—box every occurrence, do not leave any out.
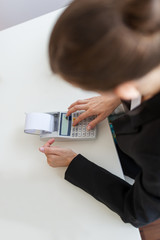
[24,112,54,135]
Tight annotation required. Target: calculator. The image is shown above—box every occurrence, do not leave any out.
[70,111,96,138]
[24,111,96,141]
[40,111,96,141]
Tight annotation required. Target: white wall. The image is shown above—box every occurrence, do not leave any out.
[0,0,72,30]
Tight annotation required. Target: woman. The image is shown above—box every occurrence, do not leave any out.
[39,0,160,227]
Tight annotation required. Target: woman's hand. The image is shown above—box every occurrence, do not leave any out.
[66,93,121,130]
[39,139,77,168]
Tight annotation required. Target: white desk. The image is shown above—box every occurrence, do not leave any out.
[0,8,141,240]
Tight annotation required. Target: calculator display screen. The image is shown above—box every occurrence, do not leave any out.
[60,113,72,136]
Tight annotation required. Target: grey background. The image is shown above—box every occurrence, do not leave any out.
[0,0,72,30]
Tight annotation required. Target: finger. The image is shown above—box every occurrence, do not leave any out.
[87,115,103,130]
[43,138,55,147]
[47,155,63,168]
[68,99,88,110]
[47,158,53,167]
[66,104,88,116]
[47,155,59,167]
[73,111,92,126]
[40,146,61,155]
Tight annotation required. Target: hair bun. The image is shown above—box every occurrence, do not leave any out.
[122,0,160,34]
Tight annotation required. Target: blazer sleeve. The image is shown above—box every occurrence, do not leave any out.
[65,154,160,228]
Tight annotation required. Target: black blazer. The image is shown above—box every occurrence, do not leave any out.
[65,92,160,227]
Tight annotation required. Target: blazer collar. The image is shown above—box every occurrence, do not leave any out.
[112,92,160,135]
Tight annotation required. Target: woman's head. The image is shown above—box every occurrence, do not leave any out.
[49,0,160,98]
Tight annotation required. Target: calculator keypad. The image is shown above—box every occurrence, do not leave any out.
[71,112,96,138]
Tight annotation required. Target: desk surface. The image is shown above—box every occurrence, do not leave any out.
[0,8,140,240]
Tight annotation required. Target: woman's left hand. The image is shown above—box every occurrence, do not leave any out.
[39,139,77,168]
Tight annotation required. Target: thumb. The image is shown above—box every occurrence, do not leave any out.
[39,146,60,155]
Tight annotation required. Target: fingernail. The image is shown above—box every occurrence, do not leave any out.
[39,147,44,152]
[87,125,91,131]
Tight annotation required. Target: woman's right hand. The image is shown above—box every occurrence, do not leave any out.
[66,93,121,130]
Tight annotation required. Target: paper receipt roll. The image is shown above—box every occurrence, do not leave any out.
[24,112,54,135]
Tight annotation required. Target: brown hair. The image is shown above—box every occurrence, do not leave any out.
[49,0,160,91]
